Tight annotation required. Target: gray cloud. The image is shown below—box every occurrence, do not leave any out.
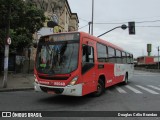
[68,0,160,58]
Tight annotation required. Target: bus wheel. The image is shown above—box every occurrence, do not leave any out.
[123,73,128,85]
[92,79,105,97]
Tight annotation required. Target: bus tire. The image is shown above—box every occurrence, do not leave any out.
[123,73,128,85]
[92,79,105,97]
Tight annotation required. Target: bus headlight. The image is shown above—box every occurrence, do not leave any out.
[68,76,78,86]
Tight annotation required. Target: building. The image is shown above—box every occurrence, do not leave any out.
[137,56,160,65]
[69,13,79,31]
[137,56,155,65]
[28,0,79,34]
[136,56,160,69]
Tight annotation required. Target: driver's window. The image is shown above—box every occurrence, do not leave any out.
[82,44,94,63]
[82,44,94,74]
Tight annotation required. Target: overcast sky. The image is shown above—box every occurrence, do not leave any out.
[68,0,160,58]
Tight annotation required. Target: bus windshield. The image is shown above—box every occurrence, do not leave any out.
[36,42,79,75]
[36,33,79,75]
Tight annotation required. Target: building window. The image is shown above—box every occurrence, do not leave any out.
[66,12,68,24]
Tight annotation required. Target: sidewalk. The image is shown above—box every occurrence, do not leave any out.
[0,73,34,92]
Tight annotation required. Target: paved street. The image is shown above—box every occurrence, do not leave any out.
[0,70,160,119]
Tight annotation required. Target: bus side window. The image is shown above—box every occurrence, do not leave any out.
[116,50,122,63]
[108,47,116,63]
[82,44,94,74]
[127,53,131,63]
[122,52,127,64]
[82,45,94,63]
[130,54,134,64]
[97,43,108,62]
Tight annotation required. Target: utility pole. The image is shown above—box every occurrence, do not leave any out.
[158,46,160,70]
[91,0,94,35]
[88,22,92,34]
[3,4,11,88]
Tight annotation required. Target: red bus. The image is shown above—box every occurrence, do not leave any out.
[34,32,134,96]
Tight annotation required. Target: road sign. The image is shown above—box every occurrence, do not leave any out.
[7,37,11,45]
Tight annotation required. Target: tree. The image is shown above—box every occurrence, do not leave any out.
[0,0,46,53]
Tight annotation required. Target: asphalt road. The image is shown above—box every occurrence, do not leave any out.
[0,70,160,120]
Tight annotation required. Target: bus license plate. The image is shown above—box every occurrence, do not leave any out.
[47,91,55,94]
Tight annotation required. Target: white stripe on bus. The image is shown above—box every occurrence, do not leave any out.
[125,85,142,94]
[116,87,127,93]
[136,85,159,94]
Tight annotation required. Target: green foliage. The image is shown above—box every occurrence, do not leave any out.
[24,3,45,34]
[0,0,46,53]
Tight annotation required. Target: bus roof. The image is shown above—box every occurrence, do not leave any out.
[79,32,132,53]
[40,31,132,54]
[80,32,133,55]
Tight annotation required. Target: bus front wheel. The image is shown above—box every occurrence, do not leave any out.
[92,79,105,97]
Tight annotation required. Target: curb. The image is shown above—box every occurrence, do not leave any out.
[0,87,34,92]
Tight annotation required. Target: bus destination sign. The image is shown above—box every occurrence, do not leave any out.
[44,33,80,42]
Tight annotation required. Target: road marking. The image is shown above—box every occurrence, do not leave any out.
[125,85,142,94]
[116,87,127,93]
[136,85,159,94]
[147,85,160,91]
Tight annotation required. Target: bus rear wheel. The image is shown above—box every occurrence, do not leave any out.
[92,79,105,97]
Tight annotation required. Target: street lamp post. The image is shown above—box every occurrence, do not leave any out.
[91,0,94,35]
[97,24,127,37]
[88,22,92,34]
[2,4,11,88]
[158,46,159,70]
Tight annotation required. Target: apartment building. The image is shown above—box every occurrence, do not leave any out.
[29,0,79,33]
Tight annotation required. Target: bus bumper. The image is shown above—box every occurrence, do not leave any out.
[34,82,83,96]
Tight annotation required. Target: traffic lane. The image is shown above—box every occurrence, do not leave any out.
[132,70,160,85]
[0,91,93,111]
[0,92,160,120]
[37,91,160,111]
[0,87,160,111]
[0,70,160,111]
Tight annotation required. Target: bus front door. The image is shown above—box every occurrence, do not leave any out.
[81,39,97,95]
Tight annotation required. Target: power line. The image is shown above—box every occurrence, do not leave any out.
[78,19,160,30]
[136,26,160,28]
[94,19,160,25]
[94,22,126,25]
[136,20,160,23]
[79,24,88,30]
[79,18,89,23]
[78,24,160,31]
